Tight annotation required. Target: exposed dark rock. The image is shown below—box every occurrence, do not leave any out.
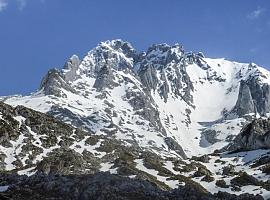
[93,65,118,91]
[231,80,256,117]
[215,180,229,188]
[227,118,270,151]
[158,69,170,102]
[251,156,270,168]
[137,43,194,106]
[164,137,187,159]
[138,64,158,91]
[36,149,100,175]
[201,129,221,144]
[230,172,261,187]
[40,69,77,97]
[222,165,236,176]
[262,164,270,175]
[0,173,263,200]
[125,86,167,137]
[191,155,210,163]
[232,66,270,117]
[214,191,263,200]
[201,175,215,182]
[193,166,212,177]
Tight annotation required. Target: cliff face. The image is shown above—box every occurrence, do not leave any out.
[232,75,270,117]
[228,118,270,151]
[232,80,256,117]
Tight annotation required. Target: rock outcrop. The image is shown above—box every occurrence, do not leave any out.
[227,118,270,151]
[232,64,270,117]
[40,69,77,97]
[232,80,256,117]
[63,54,81,81]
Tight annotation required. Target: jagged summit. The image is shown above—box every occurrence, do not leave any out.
[99,39,136,54]
[57,40,197,80]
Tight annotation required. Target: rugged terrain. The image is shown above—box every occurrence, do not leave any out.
[1,39,270,199]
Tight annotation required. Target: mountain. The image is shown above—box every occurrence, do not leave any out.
[1,39,270,199]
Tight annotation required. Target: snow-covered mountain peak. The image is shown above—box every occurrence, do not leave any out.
[142,43,185,70]
[99,39,135,53]
[4,39,270,159]
[72,39,136,79]
[3,40,270,199]
[240,63,270,84]
[146,43,184,56]
[59,40,201,86]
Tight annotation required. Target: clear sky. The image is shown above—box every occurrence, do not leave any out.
[0,0,269,96]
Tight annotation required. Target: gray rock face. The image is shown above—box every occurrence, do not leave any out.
[158,69,170,102]
[232,65,270,117]
[137,43,194,105]
[138,64,158,92]
[126,89,166,134]
[93,65,118,91]
[168,63,194,105]
[247,78,270,116]
[63,54,80,81]
[227,118,270,151]
[164,137,187,159]
[201,129,222,145]
[232,80,256,117]
[40,69,77,97]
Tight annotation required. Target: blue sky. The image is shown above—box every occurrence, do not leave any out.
[0,0,269,96]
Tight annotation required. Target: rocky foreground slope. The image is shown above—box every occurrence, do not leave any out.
[0,173,265,200]
[0,102,267,199]
[1,39,270,199]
